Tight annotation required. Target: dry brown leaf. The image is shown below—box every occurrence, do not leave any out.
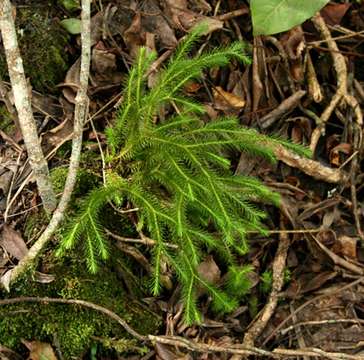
[197,256,221,298]
[62,57,80,104]
[280,26,305,81]
[0,225,28,261]
[320,3,351,26]
[165,0,222,33]
[41,118,73,153]
[22,341,57,360]
[123,12,144,58]
[213,86,245,110]
[329,143,351,167]
[142,0,177,49]
[155,342,181,360]
[337,235,357,260]
[91,42,123,86]
[90,11,104,46]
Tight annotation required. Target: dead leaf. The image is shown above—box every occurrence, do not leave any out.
[0,225,28,261]
[285,271,337,298]
[91,42,123,86]
[123,12,144,58]
[197,256,221,297]
[213,86,245,111]
[141,0,177,49]
[33,271,56,284]
[280,26,305,81]
[337,235,357,260]
[329,143,351,167]
[165,0,223,34]
[184,82,202,93]
[62,57,80,104]
[22,341,57,360]
[90,11,104,46]
[41,118,73,153]
[155,343,181,360]
[321,3,351,26]
[0,269,14,292]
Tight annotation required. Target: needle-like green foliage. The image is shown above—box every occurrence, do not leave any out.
[57,24,309,324]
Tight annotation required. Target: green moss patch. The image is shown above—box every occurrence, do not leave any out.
[0,255,161,358]
[0,4,69,92]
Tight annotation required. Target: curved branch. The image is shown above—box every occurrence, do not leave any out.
[5,0,91,287]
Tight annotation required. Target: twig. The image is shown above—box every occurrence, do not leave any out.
[307,29,364,45]
[90,118,106,185]
[247,228,321,235]
[243,216,290,347]
[310,13,363,153]
[148,335,363,359]
[274,145,347,183]
[260,90,306,129]
[5,0,91,287]
[311,231,364,275]
[148,335,275,357]
[262,278,364,345]
[0,0,56,212]
[350,125,364,241]
[214,7,249,21]
[289,304,310,360]
[281,318,364,336]
[4,150,22,222]
[273,348,364,360]
[105,228,178,249]
[306,51,323,103]
[0,296,145,341]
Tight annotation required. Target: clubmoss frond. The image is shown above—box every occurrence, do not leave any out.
[59,25,309,324]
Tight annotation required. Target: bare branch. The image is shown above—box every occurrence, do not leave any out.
[5,0,91,287]
[0,0,56,212]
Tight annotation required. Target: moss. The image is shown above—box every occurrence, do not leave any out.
[0,4,69,92]
[0,105,14,134]
[50,166,99,197]
[13,167,160,358]
[0,254,161,359]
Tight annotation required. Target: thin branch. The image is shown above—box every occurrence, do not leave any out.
[0,0,56,212]
[5,0,91,287]
[243,216,290,347]
[274,145,347,183]
[148,335,363,359]
[310,13,363,153]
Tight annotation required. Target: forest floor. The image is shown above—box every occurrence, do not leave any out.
[1,0,364,359]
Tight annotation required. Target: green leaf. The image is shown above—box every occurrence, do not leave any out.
[58,0,80,11]
[60,18,81,35]
[250,0,329,35]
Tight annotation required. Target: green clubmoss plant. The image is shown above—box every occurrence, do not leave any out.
[57,25,309,324]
